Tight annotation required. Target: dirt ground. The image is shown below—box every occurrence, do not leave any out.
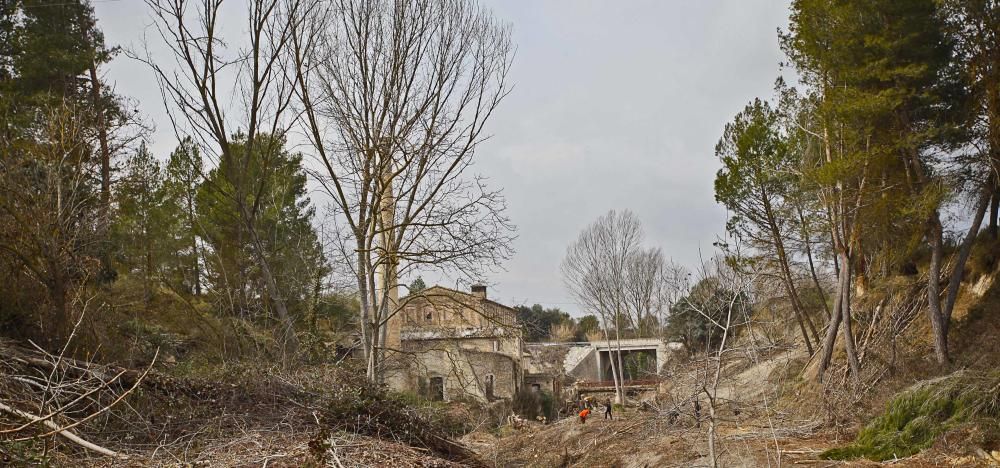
[470,409,997,467]
[469,333,1000,468]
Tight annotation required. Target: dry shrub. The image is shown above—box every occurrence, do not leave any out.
[512,388,555,421]
[313,383,481,465]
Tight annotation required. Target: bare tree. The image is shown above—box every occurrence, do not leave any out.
[562,210,646,404]
[138,0,309,357]
[624,247,664,337]
[651,248,793,467]
[674,254,757,468]
[625,250,690,339]
[289,0,515,382]
[655,260,691,338]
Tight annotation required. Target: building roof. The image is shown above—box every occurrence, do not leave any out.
[404,285,517,313]
[399,284,520,340]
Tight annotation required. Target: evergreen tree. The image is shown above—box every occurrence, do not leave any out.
[114,143,172,306]
[1,0,128,281]
[407,277,426,294]
[715,98,821,354]
[784,0,966,369]
[162,137,204,295]
[665,277,750,354]
[515,304,571,342]
[0,3,120,340]
[1,0,119,136]
[940,0,1000,235]
[197,134,325,323]
[577,315,600,338]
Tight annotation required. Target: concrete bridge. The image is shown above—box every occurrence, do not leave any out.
[562,339,681,381]
[522,339,683,396]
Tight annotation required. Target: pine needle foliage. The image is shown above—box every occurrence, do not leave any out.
[822,370,1000,461]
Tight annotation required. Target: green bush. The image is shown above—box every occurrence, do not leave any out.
[822,371,1000,461]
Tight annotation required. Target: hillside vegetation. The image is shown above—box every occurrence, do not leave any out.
[478,257,1000,467]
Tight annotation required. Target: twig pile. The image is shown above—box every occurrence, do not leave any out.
[0,339,155,460]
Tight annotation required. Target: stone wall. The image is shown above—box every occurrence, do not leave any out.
[399,339,518,401]
[524,374,555,394]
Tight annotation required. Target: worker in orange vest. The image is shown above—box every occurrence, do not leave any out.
[578,407,591,424]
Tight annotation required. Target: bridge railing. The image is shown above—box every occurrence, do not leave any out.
[576,378,660,388]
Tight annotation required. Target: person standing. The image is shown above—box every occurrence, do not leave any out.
[604,398,613,420]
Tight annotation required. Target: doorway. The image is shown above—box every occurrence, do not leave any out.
[429,376,445,401]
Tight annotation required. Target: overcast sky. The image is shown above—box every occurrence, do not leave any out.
[94,0,793,316]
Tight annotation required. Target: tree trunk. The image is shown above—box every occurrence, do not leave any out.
[943,180,992,332]
[257,251,299,356]
[378,300,389,383]
[244,213,299,358]
[144,240,152,310]
[830,232,840,279]
[989,85,1000,239]
[89,61,113,281]
[365,252,385,382]
[602,326,625,405]
[817,251,847,381]
[355,238,376,380]
[989,187,998,240]
[705,288,735,468]
[926,213,950,365]
[187,196,201,296]
[614,308,627,403]
[900,134,951,366]
[840,263,861,380]
[789,274,821,349]
[797,203,831,319]
[235,223,247,316]
[765,194,817,354]
[310,263,323,333]
[706,390,718,468]
[787,277,815,356]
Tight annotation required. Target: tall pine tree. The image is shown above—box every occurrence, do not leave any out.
[197,134,325,327]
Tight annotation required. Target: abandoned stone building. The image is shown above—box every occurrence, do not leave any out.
[384,284,684,403]
[387,285,524,402]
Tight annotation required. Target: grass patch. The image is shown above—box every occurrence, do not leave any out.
[822,370,1000,461]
